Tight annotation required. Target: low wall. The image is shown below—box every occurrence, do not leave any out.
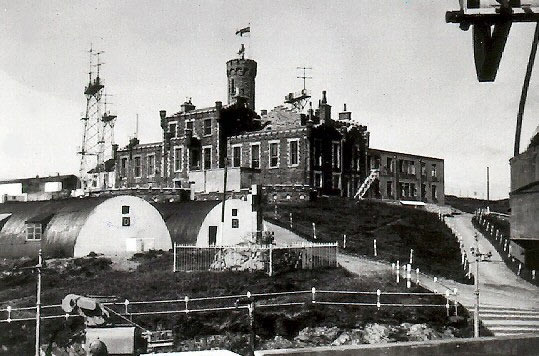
[254,334,539,356]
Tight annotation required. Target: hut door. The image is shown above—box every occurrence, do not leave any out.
[208,226,217,246]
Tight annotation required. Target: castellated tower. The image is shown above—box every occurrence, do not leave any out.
[226,58,257,110]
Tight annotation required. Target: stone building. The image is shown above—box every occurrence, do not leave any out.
[366,148,445,204]
[112,53,443,204]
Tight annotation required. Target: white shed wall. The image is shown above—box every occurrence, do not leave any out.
[196,197,258,246]
[74,195,172,257]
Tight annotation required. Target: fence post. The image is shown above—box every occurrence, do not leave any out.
[406,264,411,289]
[274,205,278,220]
[6,306,11,323]
[373,239,377,257]
[518,263,522,276]
[124,299,130,315]
[416,268,419,284]
[396,260,400,283]
[269,244,273,277]
[343,234,347,249]
[409,249,413,265]
[173,243,177,272]
[247,292,255,356]
[532,270,536,280]
[289,213,293,229]
[312,222,316,240]
[376,289,381,309]
[184,296,189,313]
[311,287,316,304]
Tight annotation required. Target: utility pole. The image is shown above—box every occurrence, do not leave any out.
[486,166,490,210]
[35,249,43,356]
[470,233,492,338]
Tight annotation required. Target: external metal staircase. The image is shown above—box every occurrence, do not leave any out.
[354,169,379,199]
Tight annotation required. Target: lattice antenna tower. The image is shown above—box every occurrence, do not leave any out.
[284,66,312,112]
[78,46,115,191]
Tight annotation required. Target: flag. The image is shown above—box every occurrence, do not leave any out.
[235,26,250,36]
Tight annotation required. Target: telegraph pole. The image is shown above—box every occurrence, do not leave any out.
[35,249,43,356]
[486,166,490,210]
[470,233,492,338]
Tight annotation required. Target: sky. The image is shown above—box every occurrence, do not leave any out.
[1,0,538,199]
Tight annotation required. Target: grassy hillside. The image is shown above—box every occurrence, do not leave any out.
[265,197,470,284]
[445,195,509,214]
[0,253,476,355]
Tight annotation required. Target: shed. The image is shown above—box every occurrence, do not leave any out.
[0,195,172,258]
[153,197,259,247]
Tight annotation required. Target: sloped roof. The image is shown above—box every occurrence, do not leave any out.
[152,201,220,245]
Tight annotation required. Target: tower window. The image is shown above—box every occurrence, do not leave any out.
[174,147,183,172]
[122,205,130,214]
[121,158,128,177]
[122,217,131,227]
[147,155,155,177]
[232,209,238,216]
[231,219,239,228]
[288,139,299,166]
[231,79,236,95]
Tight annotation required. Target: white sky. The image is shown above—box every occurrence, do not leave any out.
[1,1,538,199]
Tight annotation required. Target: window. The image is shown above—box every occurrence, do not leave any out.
[230,78,236,95]
[421,184,427,199]
[232,209,238,216]
[251,144,260,169]
[354,145,361,170]
[26,223,42,240]
[314,172,322,188]
[232,146,241,167]
[399,160,405,174]
[288,139,299,166]
[314,139,322,167]
[408,161,416,175]
[432,184,437,200]
[232,219,239,228]
[387,158,393,173]
[121,158,128,177]
[411,183,417,197]
[169,123,177,138]
[191,149,201,169]
[186,120,194,131]
[122,205,130,214]
[421,162,427,176]
[269,141,279,168]
[203,119,212,135]
[122,217,131,227]
[332,174,340,190]
[432,164,437,178]
[134,156,141,178]
[147,155,155,176]
[387,181,393,197]
[174,147,182,172]
[332,142,341,169]
[203,146,212,170]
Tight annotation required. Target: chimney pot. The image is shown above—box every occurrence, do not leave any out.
[344,103,347,111]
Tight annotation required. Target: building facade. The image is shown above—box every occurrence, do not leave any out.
[366,148,444,204]
[111,54,444,204]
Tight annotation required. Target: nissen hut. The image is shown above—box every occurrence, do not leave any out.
[0,195,171,258]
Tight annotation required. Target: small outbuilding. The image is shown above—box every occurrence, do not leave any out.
[0,195,171,258]
[153,195,261,247]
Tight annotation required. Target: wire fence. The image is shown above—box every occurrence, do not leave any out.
[0,287,459,325]
[173,243,338,275]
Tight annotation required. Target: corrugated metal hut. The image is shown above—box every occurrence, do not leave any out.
[0,195,171,258]
[153,197,259,247]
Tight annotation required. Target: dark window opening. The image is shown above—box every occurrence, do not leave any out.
[269,142,279,168]
[203,119,212,135]
[251,144,260,169]
[209,226,217,245]
[203,147,211,170]
[290,140,298,165]
[233,146,241,167]
[232,219,239,229]
[122,217,131,227]
[122,205,130,214]
[232,209,238,216]
[26,223,42,240]
[169,123,177,138]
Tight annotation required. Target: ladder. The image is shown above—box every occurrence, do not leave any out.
[354,169,379,199]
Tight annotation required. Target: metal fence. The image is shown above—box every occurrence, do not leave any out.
[173,243,338,275]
